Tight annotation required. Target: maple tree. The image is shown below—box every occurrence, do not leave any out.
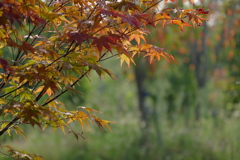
[0,0,208,159]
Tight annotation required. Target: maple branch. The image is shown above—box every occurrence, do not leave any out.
[0,74,10,91]
[22,0,70,55]
[0,5,68,132]
[35,86,48,102]
[91,22,112,36]
[52,0,71,12]
[42,70,89,106]
[41,29,118,104]
[87,3,99,19]
[44,22,113,70]
[34,41,78,101]
[31,81,42,93]
[98,52,107,61]
[47,0,54,6]
[17,23,49,63]
[0,2,69,90]
[42,39,121,106]
[14,25,39,64]
[0,121,17,123]
[45,41,76,68]
[99,54,118,62]
[0,115,20,136]
[0,82,27,98]
[0,150,15,160]
[143,0,163,13]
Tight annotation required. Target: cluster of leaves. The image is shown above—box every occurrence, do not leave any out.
[0,0,208,158]
[3,145,43,160]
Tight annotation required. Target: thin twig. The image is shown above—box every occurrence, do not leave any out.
[99,54,118,62]
[87,3,99,19]
[0,150,15,159]
[45,41,75,68]
[143,0,163,13]
[0,82,27,98]
[42,70,89,106]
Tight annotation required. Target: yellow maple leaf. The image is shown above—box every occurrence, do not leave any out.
[119,54,136,68]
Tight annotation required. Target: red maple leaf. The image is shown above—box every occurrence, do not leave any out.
[195,8,209,14]
[0,58,12,72]
[92,35,121,53]
[121,14,143,28]
[68,31,91,46]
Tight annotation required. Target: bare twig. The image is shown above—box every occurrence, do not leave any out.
[0,150,15,159]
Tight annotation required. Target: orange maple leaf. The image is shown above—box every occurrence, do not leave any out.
[171,20,192,31]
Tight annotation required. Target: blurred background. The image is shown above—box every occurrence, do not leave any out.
[2,0,240,159]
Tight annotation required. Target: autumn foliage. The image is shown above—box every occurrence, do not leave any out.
[0,0,208,158]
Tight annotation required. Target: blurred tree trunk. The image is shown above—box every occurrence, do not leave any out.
[134,58,149,123]
[134,58,162,157]
[190,23,208,121]
[134,58,150,157]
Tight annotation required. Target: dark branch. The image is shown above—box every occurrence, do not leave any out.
[0,116,20,136]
